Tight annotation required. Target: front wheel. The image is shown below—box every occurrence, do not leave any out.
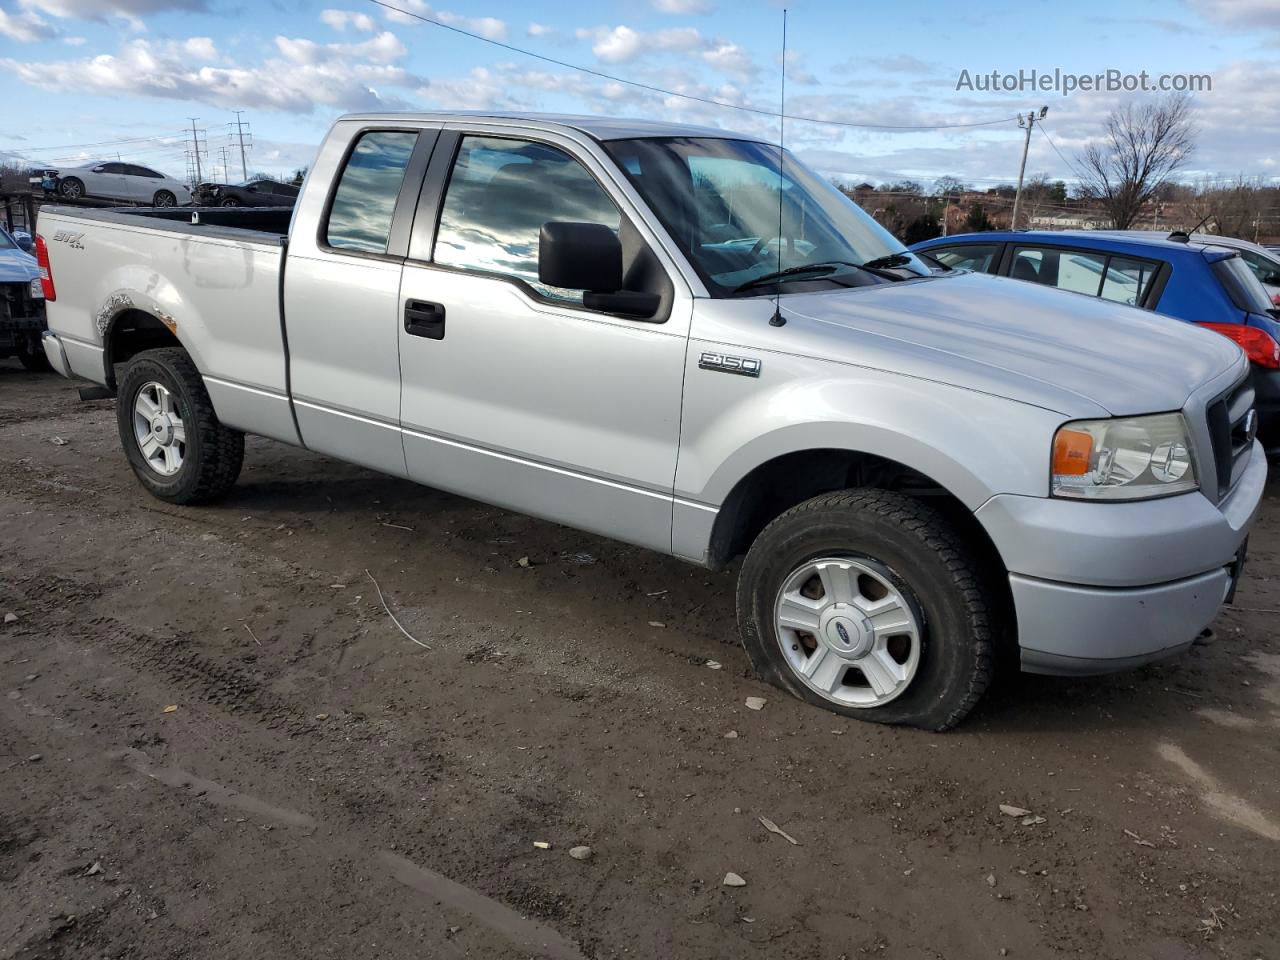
[116,348,244,504]
[736,489,997,731]
[59,177,84,199]
[153,190,176,208]
[219,196,240,207]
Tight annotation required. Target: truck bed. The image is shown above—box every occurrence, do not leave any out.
[38,203,299,444]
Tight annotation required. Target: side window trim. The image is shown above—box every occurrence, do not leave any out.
[316,126,439,262]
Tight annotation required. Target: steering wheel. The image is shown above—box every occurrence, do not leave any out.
[750,234,796,257]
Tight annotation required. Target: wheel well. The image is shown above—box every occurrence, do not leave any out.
[104,309,182,390]
[706,449,1004,577]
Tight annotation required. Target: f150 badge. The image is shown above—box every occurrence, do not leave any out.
[698,351,761,378]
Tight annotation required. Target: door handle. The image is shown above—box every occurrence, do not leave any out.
[404,300,446,340]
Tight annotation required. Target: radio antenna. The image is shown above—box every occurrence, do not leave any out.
[769,8,788,327]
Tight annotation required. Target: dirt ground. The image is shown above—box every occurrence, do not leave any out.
[1,358,1278,960]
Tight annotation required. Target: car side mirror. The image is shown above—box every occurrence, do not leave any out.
[539,222,622,291]
[1262,273,1280,286]
[15,237,33,253]
[92,165,106,172]
[539,222,660,318]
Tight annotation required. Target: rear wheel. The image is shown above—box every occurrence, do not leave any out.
[59,177,84,199]
[153,190,176,208]
[736,489,996,731]
[116,347,243,504]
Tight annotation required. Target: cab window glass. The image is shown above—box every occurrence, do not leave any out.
[325,130,418,254]
[433,136,621,303]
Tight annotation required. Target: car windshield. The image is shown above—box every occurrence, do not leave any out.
[603,137,929,297]
[237,179,267,187]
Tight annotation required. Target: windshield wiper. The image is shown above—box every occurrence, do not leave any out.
[860,253,914,270]
[731,261,860,294]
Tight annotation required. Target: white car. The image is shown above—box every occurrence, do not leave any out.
[1187,234,1280,305]
[32,162,192,207]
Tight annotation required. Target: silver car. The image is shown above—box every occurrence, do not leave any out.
[32,162,192,207]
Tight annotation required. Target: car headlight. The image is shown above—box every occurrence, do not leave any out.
[1051,413,1197,500]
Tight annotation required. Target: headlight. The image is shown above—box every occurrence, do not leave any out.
[1051,413,1197,500]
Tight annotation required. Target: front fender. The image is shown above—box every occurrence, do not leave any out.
[672,358,1066,561]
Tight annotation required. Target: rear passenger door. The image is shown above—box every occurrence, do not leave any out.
[282,124,439,476]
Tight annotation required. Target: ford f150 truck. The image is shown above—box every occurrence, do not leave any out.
[35,112,1265,729]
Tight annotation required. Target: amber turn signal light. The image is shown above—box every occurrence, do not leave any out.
[1052,429,1093,477]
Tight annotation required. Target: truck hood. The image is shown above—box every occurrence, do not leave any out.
[781,272,1244,417]
[0,249,39,285]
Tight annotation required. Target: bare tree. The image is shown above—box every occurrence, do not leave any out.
[1077,94,1196,229]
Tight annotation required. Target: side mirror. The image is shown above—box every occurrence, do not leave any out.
[15,237,33,253]
[539,222,661,318]
[539,222,622,292]
[1262,273,1280,286]
[92,165,106,172]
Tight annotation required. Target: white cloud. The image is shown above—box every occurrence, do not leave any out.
[18,0,206,22]
[650,0,714,12]
[182,35,216,58]
[1186,0,1280,30]
[527,22,553,36]
[0,6,56,41]
[435,10,506,39]
[375,0,506,39]
[574,23,756,81]
[321,9,377,32]
[1,34,424,114]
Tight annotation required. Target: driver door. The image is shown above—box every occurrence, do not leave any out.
[396,129,691,553]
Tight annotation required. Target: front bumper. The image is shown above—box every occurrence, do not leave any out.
[976,439,1266,674]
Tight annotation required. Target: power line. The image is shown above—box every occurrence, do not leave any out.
[364,0,1019,132]
[1037,124,1088,182]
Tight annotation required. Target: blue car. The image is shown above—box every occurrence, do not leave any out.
[910,229,1280,451]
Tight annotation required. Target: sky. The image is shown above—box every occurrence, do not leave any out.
[1,0,1278,189]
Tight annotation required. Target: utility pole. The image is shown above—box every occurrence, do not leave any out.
[187,117,204,183]
[231,110,250,181]
[1011,106,1048,231]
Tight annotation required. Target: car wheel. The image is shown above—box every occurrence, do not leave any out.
[153,190,176,208]
[59,177,84,199]
[219,196,240,207]
[116,347,244,504]
[736,489,997,731]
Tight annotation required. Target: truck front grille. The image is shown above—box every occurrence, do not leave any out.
[1205,375,1255,500]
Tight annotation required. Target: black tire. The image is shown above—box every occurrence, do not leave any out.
[116,347,244,504]
[219,196,240,207]
[736,489,996,731]
[16,340,52,372]
[59,177,84,199]
[153,190,176,208]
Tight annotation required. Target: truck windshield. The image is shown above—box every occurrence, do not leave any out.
[603,137,929,297]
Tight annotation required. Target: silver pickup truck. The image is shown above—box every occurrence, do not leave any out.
[36,112,1264,729]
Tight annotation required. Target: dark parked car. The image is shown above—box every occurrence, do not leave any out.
[193,178,299,207]
[911,229,1280,452]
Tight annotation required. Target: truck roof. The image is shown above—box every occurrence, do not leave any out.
[336,110,767,143]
